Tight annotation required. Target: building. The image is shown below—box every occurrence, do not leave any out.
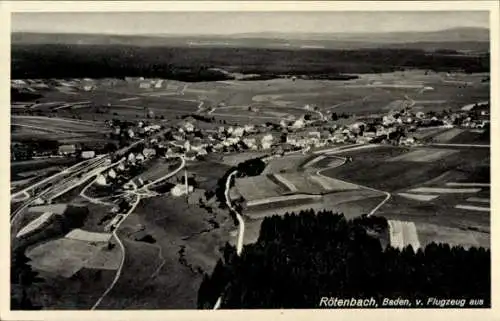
[243,138,258,150]
[96,174,107,186]
[155,79,164,88]
[127,153,136,163]
[108,169,117,179]
[142,148,157,158]
[139,82,152,89]
[232,127,245,137]
[291,118,305,129]
[58,144,76,156]
[81,151,96,159]
[127,129,135,138]
[171,184,194,197]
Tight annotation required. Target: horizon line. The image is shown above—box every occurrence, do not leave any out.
[11,26,490,37]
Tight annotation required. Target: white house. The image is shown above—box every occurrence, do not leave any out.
[127,153,136,163]
[232,127,245,137]
[155,79,164,88]
[184,122,195,133]
[142,148,156,158]
[139,82,152,89]
[81,151,96,159]
[96,174,107,186]
[291,118,305,129]
[243,138,258,150]
[108,169,117,179]
[127,129,135,138]
[171,184,194,197]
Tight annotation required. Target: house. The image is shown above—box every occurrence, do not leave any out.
[81,151,96,159]
[117,162,126,171]
[142,148,156,158]
[197,148,208,156]
[171,184,194,197]
[139,82,152,89]
[155,79,164,88]
[291,118,305,129]
[58,144,76,156]
[415,111,425,119]
[183,122,195,133]
[127,129,135,138]
[244,124,255,133]
[243,138,258,150]
[108,169,117,179]
[232,127,245,137]
[127,153,136,163]
[96,174,107,186]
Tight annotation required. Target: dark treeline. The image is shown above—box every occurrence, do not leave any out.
[12,45,489,80]
[197,210,490,309]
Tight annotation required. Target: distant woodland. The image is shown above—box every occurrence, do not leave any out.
[197,211,490,309]
[11,45,489,81]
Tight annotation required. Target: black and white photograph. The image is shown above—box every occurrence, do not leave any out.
[4,1,497,317]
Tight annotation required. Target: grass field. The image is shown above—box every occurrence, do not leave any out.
[31,267,117,309]
[323,146,489,192]
[135,158,182,183]
[263,154,311,174]
[94,195,232,308]
[184,160,232,191]
[26,237,120,278]
[12,70,489,127]
[235,175,284,201]
[220,151,267,166]
[11,116,109,133]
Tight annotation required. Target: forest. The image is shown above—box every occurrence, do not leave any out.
[197,210,490,309]
[11,44,489,81]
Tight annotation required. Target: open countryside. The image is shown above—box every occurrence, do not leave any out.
[10,11,491,311]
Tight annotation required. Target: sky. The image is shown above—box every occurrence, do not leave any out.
[12,11,489,35]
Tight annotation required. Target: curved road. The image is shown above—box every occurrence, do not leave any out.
[214,144,391,309]
[90,155,185,309]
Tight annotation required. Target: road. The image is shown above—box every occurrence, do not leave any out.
[225,171,244,256]
[88,155,185,309]
[430,143,490,148]
[91,194,141,310]
[214,144,389,309]
[314,147,391,217]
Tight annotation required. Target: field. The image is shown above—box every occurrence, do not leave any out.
[220,151,267,167]
[322,146,489,192]
[321,144,490,242]
[95,195,233,309]
[133,158,182,183]
[26,237,120,278]
[11,69,489,128]
[262,154,311,174]
[234,175,285,201]
[184,160,232,191]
